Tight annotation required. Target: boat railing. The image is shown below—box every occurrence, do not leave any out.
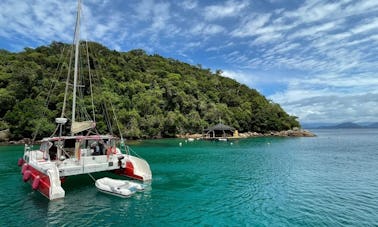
[124,145,143,159]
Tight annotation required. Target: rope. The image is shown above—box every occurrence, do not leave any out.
[85,40,96,122]
[103,102,113,135]
[88,173,96,182]
[61,44,74,118]
[32,43,72,142]
[126,146,143,158]
[111,102,123,139]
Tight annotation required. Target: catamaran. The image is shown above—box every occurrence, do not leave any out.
[17,0,152,200]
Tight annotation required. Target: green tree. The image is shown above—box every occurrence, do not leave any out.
[0,41,301,139]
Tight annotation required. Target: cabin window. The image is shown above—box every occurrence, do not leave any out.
[64,139,76,148]
[40,142,52,153]
[49,145,58,160]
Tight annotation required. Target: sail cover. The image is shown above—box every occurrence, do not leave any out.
[71,121,96,134]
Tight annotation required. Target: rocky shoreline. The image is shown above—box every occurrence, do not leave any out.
[238,129,316,138]
[0,128,316,145]
[177,128,316,139]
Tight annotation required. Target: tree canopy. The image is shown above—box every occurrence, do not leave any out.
[0,42,300,140]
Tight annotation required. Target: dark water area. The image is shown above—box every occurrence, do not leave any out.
[1,129,377,226]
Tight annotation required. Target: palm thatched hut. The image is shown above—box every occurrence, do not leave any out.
[203,123,236,139]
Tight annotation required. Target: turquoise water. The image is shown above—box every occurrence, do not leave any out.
[1,129,378,226]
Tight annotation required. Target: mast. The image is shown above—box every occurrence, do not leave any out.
[72,0,81,134]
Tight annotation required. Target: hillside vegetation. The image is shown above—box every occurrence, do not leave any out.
[0,42,299,140]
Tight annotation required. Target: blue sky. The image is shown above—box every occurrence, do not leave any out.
[1,0,378,124]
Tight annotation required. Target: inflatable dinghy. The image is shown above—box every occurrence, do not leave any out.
[95,177,144,198]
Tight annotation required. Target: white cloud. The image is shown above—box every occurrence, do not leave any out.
[267,69,378,123]
[251,32,282,45]
[151,2,171,30]
[344,0,378,16]
[289,21,343,39]
[0,0,76,46]
[191,23,225,36]
[0,0,129,50]
[222,70,255,88]
[134,0,155,19]
[272,92,378,123]
[351,17,378,34]
[226,0,378,86]
[286,1,343,23]
[180,0,198,10]
[133,0,171,31]
[203,0,249,21]
[231,14,271,37]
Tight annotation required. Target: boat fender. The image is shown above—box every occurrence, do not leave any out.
[32,176,40,190]
[21,163,28,174]
[107,147,116,155]
[23,170,31,182]
[18,158,25,167]
[106,147,117,159]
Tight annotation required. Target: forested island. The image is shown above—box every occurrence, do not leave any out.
[0,42,301,141]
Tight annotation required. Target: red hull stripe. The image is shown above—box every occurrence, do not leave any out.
[124,161,144,181]
[22,163,51,199]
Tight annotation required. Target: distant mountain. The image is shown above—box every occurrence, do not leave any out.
[316,122,378,129]
[301,123,333,129]
[331,122,364,128]
[366,122,378,128]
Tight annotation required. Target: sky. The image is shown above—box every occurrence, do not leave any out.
[0,0,377,125]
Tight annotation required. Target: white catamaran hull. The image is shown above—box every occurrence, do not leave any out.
[19,141,152,200]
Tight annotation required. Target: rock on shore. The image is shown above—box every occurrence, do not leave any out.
[0,129,10,142]
[238,128,316,138]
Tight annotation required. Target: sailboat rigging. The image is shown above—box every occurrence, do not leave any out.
[18,0,152,200]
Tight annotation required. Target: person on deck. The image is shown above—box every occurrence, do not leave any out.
[91,142,100,155]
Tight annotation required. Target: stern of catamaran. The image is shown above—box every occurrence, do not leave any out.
[113,142,152,181]
[19,144,66,200]
[122,155,152,181]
